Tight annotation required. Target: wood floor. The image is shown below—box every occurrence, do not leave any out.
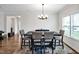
[0,35,77,54]
[0,35,20,54]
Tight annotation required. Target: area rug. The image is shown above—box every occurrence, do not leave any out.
[13,46,76,54]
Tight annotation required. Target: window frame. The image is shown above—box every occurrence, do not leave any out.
[62,13,79,40]
[62,16,71,37]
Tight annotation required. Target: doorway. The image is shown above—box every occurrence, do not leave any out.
[6,16,21,38]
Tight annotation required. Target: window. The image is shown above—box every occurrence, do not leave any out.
[62,13,79,40]
[62,16,70,36]
[71,14,79,40]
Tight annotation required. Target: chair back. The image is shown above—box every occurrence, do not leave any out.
[20,30,24,35]
[32,32,42,40]
[44,32,54,39]
[20,30,25,38]
[58,30,65,41]
[59,30,64,36]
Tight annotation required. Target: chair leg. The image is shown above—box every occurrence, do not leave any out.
[21,45,22,49]
[54,39,56,49]
[31,39,34,54]
[32,50,33,54]
[24,40,25,47]
[29,40,30,48]
[59,40,60,45]
[62,40,64,49]
[43,39,45,54]
[21,39,23,49]
[44,45,45,54]
[32,47,34,54]
[52,39,54,54]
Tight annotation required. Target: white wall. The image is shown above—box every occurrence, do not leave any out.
[20,11,59,33]
[0,12,5,31]
[4,11,59,33]
[0,10,58,34]
[6,16,12,33]
[0,8,59,34]
[58,4,79,52]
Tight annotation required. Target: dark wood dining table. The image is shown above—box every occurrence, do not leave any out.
[24,31,61,37]
[24,31,61,46]
[23,31,62,53]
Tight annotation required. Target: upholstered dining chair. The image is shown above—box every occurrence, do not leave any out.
[31,32,43,54]
[44,32,54,53]
[54,30,64,49]
[20,30,30,49]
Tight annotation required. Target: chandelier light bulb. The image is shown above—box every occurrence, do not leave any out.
[38,4,48,20]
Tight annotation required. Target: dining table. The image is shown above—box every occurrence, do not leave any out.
[23,30,62,53]
[24,31,61,37]
[24,31,61,46]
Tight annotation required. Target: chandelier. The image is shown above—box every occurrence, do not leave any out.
[38,4,48,20]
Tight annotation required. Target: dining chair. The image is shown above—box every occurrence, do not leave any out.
[44,32,54,53]
[54,30,64,49]
[31,32,43,54]
[20,30,30,49]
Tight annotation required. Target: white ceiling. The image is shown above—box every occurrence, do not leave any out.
[0,4,66,13]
